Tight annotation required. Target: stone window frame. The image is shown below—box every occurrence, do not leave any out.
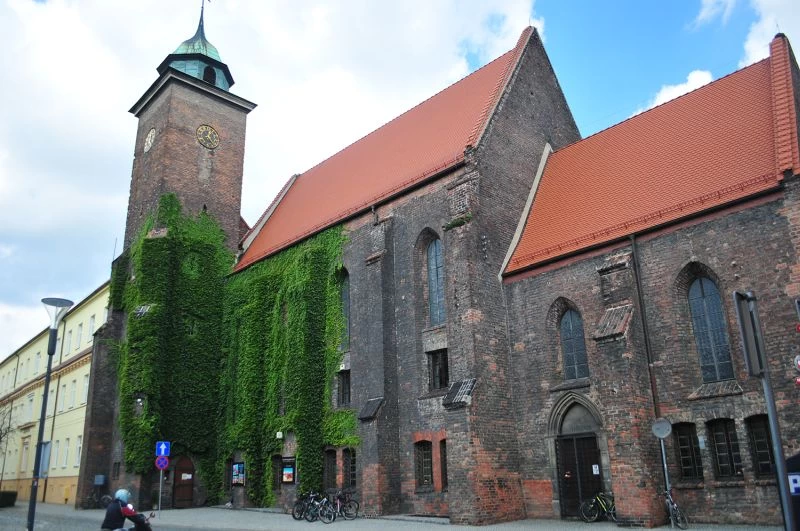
[414,440,434,491]
[427,238,446,327]
[706,418,743,479]
[439,439,448,492]
[337,369,351,407]
[746,414,775,477]
[343,448,357,488]
[673,422,704,480]
[673,262,736,384]
[428,349,449,392]
[546,297,589,382]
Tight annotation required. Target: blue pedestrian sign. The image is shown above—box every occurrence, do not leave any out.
[156,441,170,457]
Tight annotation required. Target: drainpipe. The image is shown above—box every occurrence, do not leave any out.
[629,234,660,418]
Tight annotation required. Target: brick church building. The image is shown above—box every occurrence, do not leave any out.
[79,10,799,527]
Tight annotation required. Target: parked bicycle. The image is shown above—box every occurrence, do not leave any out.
[292,491,336,523]
[330,489,359,520]
[664,489,689,529]
[579,491,617,523]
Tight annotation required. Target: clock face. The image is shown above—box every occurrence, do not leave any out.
[196,124,220,150]
[144,128,156,153]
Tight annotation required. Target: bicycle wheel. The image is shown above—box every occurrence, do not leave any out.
[606,504,617,522]
[672,505,689,530]
[100,494,113,508]
[304,503,319,522]
[579,500,599,522]
[292,500,306,520]
[342,500,359,520]
[319,504,336,524]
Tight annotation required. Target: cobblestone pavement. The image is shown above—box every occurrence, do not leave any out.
[0,502,784,530]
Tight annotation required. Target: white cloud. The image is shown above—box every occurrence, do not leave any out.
[740,0,800,67]
[634,70,714,116]
[694,0,737,26]
[0,0,540,356]
[0,303,47,361]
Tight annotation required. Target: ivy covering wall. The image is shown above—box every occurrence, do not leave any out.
[220,224,358,506]
[110,194,358,506]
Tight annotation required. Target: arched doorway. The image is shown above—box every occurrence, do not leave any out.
[173,456,195,508]
[555,404,603,518]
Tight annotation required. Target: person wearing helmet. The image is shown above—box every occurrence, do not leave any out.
[100,488,139,530]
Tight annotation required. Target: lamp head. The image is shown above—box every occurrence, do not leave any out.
[42,297,74,329]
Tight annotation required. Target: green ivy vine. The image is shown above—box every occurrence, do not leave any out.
[111,193,359,507]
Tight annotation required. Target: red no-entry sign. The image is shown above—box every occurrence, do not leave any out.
[155,456,169,470]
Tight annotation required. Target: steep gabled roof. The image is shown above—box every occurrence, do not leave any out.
[235,27,534,271]
[504,34,800,276]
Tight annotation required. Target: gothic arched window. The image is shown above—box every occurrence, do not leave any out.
[688,277,733,382]
[427,238,445,326]
[561,309,588,380]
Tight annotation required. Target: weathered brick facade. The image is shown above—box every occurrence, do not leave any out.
[93,18,800,528]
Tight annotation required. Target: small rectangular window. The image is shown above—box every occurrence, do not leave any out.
[65,330,72,355]
[63,438,70,467]
[83,374,90,404]
[323,449,337,491]
[415,441,433,489]
[674,423,703,480]
[88,315,96,337]
[428,350,449,391]
[58,384,66,412]
[337,370,351,407]
[708,419,742,479]
[440,439,448,492]
[747,415,775,477]
[75,435,83,467]
[343,448,357,488]
[52,440,60,470]
[112,462,121,480]
[76,323,83,349]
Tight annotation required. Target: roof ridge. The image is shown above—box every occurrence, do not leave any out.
[467,26,534,147]
[508,172,779,270]
[554,57,771,153]
[769,33,800,176]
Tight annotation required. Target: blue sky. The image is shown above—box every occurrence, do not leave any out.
[0,0,797,357]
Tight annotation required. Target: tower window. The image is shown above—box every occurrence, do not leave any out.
[203,66,217,85]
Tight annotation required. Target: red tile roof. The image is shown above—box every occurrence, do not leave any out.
[504,34,799,276]
[236,28,534,271]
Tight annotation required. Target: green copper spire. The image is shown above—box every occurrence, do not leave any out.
[157,2,234,91]
[174,3,221,62]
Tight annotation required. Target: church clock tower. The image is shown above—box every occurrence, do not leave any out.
[124,6,256,252]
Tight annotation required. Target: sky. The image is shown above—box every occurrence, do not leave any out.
[0,0,798,358]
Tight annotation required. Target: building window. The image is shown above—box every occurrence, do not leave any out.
[75,435,82,467]
[689,277,733,382]
[427,238,446,326]
[323,449,337,491]
[415,441,433,489]
[58,384,66,412]
[52,440,60,470]
[428,349,449,391]
[21,440,30,472]
[747,415,775,477]
[47,389,55,417]
[337,370,351,407]
[561,309,588,380]
[89,315,96,337]
[34,352,41,375]
[76,323,83,349]
[440,439,448,492]
[340,271,350,351]
[343,448,356,488]
[63,438,70,467]
[69,379,77,408]
[65,330,72,355]
[708,419,742,479]
[674,423,703,480]
[27,393,34,422]
[83,374,90,404]
[112,461,120,480]
[103,307,109,323]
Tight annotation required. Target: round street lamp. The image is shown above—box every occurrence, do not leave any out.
[27,297,73,531]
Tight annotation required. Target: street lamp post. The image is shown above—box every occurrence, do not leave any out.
[27,297,73,531]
